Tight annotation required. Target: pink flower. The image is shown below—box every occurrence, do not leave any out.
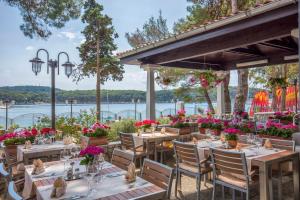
[224,128,241,134]
[91,122,110,130]
[80,146,104,156]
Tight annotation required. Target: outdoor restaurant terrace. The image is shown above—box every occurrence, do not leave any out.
[1,0,300,200]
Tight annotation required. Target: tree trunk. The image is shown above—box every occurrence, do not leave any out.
[271,87,278,111]
[203,88,215,114]
[96,36,101,121]
[234,69,249,112]
[231,0,238,14]
[281,64,287,111]
[223,73,231,113]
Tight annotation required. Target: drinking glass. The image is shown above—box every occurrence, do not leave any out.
[71,146,81,161]
[61,148,72,174]
[254,136,262,155]
[85,162,98,196]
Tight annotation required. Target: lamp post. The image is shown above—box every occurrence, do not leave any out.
[171,98,178,114]
[132,98,140,120]
[66,99,77,119]
[3,100,14,131]
[30,49,74,129]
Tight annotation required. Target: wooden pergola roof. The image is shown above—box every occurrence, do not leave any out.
[118,0,299,71]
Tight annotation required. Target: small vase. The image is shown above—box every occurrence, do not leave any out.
[227,140,238,148]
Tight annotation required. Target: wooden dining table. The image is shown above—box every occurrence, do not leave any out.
[192,139,300,200]
[23,159,166,200]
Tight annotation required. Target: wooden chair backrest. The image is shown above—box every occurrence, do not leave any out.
[111,149,134,171]
[192,133,207,140]
[173,141,200,169]
[7,181,23,200]
[262,138,295,151]
[119,132,135,151]
[210,148,249,183]
[4,147,17,165]
[165,127,179,135]
[141,159,174,199]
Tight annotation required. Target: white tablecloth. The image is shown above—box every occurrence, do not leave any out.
[17,141,69,161]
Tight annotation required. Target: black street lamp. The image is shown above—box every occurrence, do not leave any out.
[66,99,77,119]
[30,49,74,129]
[132,98,140,120]
[171,98,178,114]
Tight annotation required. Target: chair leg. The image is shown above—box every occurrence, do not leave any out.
[232,189,236,200]
[179,172,182,191]
[175,169,179,198]
[160,151,163,163]
[222,185,225,200]
[246,191,249,200]
[278,165,283,200]
[212,181,216,200]
[196,176,201,200]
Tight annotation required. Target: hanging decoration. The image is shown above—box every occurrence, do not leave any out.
[188,70,229,89]
[275,86,298,111]
[249,91,271,116]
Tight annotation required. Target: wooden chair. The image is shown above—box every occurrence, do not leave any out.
[262,138,295,200]
[3,149,25,189]
[0,162,10,199]
[111,148,134,171]
[209,148,258,200]
[119,132,147,167]
[7,181,23,200]
[141,159,174,199]
[173,141,211,200]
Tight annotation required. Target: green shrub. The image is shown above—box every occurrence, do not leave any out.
[108,119,137,141]
[157,117,171,125]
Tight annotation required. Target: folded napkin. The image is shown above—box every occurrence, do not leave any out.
[161,127,166,134]
[264,139,273,149]
[236,143,242,151]
[24,140,32,149]
[51,177,67,198]
[125,162,136,183]
[192,137,198,144]
[63,136,74,145]
[31,159,45,175]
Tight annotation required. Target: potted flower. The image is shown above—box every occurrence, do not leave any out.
[135,120,158,133]
[0,129,37,156]
[259,120,297,139]
[224,128,240,148]
[210,119,223,136]
[270,111,295,124]
[197,118,212,134]
[80,146,104,171]
[170,121,191,135]
[82,122,110,146]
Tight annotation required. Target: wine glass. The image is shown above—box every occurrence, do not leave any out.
[71,146,81,162]
[254,136,262,155]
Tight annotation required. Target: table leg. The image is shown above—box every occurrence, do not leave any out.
[292,154,300,200]
[259,163,270,200]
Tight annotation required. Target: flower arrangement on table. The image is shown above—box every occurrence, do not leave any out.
[40,127,56,136]
[79,146,104,166]
[269,111,295,123]
[82,122,110,145]
[259,120,297,139]
[223,128,240,148]
[0,128,37,146]
[197,118,213,133]
[135,119,159,133]
[209,119,223,136]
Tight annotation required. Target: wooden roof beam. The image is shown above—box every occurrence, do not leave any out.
[227,47,265,57]
[259,40,298,52]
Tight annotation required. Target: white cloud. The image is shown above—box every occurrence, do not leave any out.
[25,46,34,51]
[60,31,76,40]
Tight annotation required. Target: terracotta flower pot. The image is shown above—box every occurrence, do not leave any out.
[4,144,18,157]
[199,128,206,134]
[227,140,238,148]
[258,134,292,140]
[179,127,191,135]
[88,136,108,146]
[211,129,221,136]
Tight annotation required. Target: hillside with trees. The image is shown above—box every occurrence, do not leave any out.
[0,86,261,104]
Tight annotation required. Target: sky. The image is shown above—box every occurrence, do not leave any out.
[0,0,237,91]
